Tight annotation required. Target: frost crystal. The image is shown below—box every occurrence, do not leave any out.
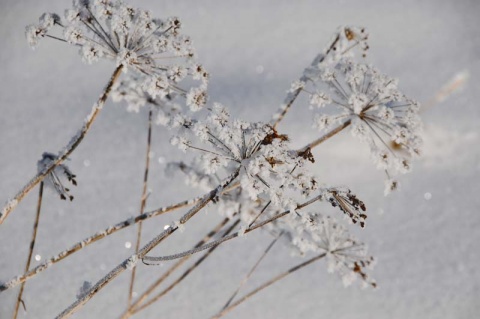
[38,152,77,201]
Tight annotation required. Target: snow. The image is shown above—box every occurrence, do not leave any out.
[1,0,480,318]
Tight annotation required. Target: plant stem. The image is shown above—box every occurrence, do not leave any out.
[298,119,352,152]
[222,231,283,310]
[120,218,231,319]
[127,110,153,307]
[143,195,322,264]
[212,253,327,319]
[12,182,44,319]
[131,219,241,315]
[0,194,198,292]
[271,33,341,128]
[0,116,346,293]
[0,65,124,226]
[55,172,239,319]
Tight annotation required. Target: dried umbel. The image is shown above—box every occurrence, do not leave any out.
[274,213,375,287]
[26,0,208,110]
[169,103,319,214]
[302,60,422,192]
[38,152,77,201]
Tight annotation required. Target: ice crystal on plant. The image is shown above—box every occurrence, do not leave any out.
[38,152,77,201]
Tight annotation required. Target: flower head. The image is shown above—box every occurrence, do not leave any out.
[274,213,376,287]
[169,104,318,213]
[305,60,422,187]
[27,1,208,110]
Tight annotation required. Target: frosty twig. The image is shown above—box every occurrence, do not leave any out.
[0,65,123,226]
[0,194,199,292]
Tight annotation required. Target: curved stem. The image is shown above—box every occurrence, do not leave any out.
[131,219,241,316]
[143,195,322,264]
[121,217,231,319]
[0,65,124,226]
[12,182,44,319]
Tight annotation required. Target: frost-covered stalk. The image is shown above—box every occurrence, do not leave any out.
[271,26,368,128]
[121,217,231,319]
[298,119,352,152]
[127,110,153,307]
[129,219,240,316]
[0,65,123,226]
[12,182,44,319]
[212,253,327,319]
[0,195,200,292]
[55,172,239,318]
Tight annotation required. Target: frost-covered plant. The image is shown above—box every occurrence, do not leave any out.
[278,213,375,287]
[169,103,319,217]
[0,4,426,318]
[26,0,208,108]
[299,57,422,194]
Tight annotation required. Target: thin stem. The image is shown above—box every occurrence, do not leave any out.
[221,231,283,310]
[248,200,270,228]
[0,65,124,226]
[127,110,153,307]
[212,253,327,319]
[271,33,341,128]
[12,182,44,319]
[131,219,241,315]
[299,119,352,152]
[121,217,231,319]
[54,172,239,319]
[0,195,200,292]
[143,195,323,264]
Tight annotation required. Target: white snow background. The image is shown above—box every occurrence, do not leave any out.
[1,0,480,318]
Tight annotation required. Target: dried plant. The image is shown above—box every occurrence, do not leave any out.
[0,1,427,318]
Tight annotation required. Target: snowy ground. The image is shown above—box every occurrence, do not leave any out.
[1,0,479,318]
